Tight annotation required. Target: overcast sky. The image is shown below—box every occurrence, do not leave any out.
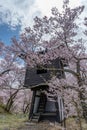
[0,0,86,45]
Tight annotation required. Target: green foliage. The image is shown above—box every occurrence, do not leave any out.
[0,103,6,113]
[66,117,87,130]
[0,113,87,130]
[0,113,28,130]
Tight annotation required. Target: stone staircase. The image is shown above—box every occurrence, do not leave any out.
[30,114,40,122]
[30,93,47,122]
[38,93,47,113]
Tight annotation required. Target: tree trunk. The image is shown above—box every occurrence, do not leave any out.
[76,61,87,122]
[5,89,19,112]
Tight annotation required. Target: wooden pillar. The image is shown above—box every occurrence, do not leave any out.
[29,91,36,119]
[33,91,41,113]
[55,96,60,122]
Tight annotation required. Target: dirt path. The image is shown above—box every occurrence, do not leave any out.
[17,121,62,130]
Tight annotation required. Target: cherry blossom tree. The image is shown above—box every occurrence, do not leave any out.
[10,1,87,128]
[0,41,27,112]
[0,59,26,112]
[0,42,11,76]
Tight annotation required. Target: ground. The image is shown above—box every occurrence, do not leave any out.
[0,113,27,130]
[18,122,62,130]
[0,113,87,130]
[17,120,87,130]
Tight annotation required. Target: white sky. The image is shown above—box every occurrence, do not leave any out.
[0,0,85,30]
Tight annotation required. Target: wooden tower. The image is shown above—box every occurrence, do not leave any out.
[24,58,67,123]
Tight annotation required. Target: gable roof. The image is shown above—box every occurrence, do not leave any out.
[24,58,67,89]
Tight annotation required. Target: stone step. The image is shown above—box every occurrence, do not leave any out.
[31,114,40,122]
[31,118,39,122]
[38,108,44,111]
[32,116,39,119]
[34,112,56,116]
[39,106,44,109]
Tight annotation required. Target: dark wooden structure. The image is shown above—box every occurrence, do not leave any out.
[24,58,67,123]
